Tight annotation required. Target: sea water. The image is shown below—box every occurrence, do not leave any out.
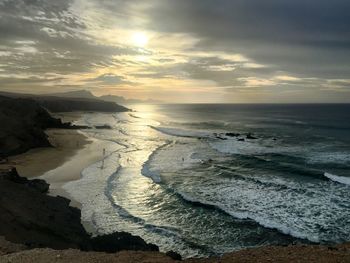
[63,104,350,258]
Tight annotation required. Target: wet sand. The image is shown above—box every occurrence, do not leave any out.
[40,136,111,207]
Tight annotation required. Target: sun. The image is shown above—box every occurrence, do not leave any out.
[132,32,149,47]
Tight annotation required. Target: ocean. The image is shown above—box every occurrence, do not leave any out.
[63,104,350,258]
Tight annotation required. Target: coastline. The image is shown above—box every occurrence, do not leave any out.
[1,110,350,262]
[0,112,107,208]
[2,129,89,179]
[40,135,111,208]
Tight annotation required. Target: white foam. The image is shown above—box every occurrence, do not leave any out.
[324,172,350,186]
[63,148,122,234]
[209,137,297,155]
[141,162,162,183]
[307,152,350,164]
[151,126,213,138]
[176,190,319,242]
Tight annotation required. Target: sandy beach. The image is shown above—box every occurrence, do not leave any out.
[40,134,111,207]
[0,112,109,207]
[1,129,89,179]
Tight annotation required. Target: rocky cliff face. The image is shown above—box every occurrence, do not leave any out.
[0,91,130,113]
[0,96,65,158]
[0,168,161,254]
[0,95,128,158]
[36,97,129,113]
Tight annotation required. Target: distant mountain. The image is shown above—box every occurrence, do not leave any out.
[48,90,97,100]
[99,95,127,104]
[99,95,162,105]
[0,90,162,107]
[0,91,129,113]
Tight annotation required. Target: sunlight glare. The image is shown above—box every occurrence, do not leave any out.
[132,32,149,47]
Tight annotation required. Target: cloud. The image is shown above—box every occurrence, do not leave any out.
[145,0,350,78]
[0,0,349,102]
[88,73,132,85]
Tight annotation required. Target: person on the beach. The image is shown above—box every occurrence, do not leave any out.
[101,148,106,169]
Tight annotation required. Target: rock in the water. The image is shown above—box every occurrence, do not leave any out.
[95,125,112,130]
[225,133,240,137]
[246,133,258,139]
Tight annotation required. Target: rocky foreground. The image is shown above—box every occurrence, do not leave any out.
[0,169,177,258]
[1,244,350,263]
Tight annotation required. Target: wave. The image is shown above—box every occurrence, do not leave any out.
[167,120,232,130]
[151,126,213,139]
[307,152,350,165]
[208,139,300,156]
[129,113,141,119]
[141,141,173,183]
[62,148,122,234]
[324,172,350,186]
[104,167,185,239]
[176,191,318,243]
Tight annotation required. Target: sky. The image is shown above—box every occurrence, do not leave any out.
[0,0,350,103]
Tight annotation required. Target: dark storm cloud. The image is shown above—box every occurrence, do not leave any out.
[145,0,350,78]
[148,0,350,47]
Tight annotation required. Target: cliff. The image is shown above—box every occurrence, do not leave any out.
[0,168,162,255]
[0,91,130,113]
[0,96,66,158]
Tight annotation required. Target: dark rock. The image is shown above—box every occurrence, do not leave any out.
[0,96,65,158]
[166,251,182,261]
[0,95,103,158]
[246,133,258,140]
[238,138,245,142]
[328,246,338,251]
[69,125,91,130]
[0,168,49,193]
[0,168,160,254]
[55,122,90,130]
[215,136,227,141]
[95,125,112,130]
[0,168,91,250]
[27,179,50,193]
[225,133,240,137]
[89,232,159,253]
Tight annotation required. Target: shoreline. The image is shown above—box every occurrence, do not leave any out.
[1,129,89,179]
[0,112,107,208]
[1,168,350,262]
[1,110,350,262]
[40,135,111,208]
